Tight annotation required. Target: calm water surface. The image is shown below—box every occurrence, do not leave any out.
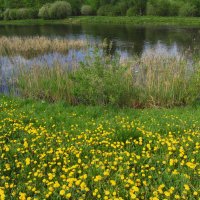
[0,24,200,55]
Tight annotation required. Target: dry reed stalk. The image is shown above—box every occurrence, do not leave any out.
[0,36,88,56]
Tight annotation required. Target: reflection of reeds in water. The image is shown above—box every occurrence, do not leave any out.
[14,50,200,108]
[0,36,88,58]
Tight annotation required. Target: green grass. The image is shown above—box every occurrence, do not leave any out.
[0,95,200,199]
[1,16,200,26]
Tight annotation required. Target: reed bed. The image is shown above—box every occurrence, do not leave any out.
[13,50,200,108]
[0,36,88,57]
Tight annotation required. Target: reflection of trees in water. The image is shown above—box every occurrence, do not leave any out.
[125,25,146,55]
[102,38,117,57]
[0,24,199,56]
[81,24,146,55]
[145,27,200,53]
[0,24,82,37]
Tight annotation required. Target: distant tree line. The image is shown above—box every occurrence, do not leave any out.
[1,0,200,20]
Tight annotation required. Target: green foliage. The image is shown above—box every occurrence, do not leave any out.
[168,1,181,16]
[126,7,138,16]
[3,8,38,20]
[1,0,200,17]
[68,0,82,15]
[97,5,119,16]
[114,2,128,16]
[179,3,197,17]
[71,54,134,106]
[38,3,51,19]
[130,0,147,15]
[147,0,172,16]
[81,5,93,15]
[48,1,72,19]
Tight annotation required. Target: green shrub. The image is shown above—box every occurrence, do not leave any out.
[8,9,18,20]
[38,3,51,19]
[71,54,134,106]
[97,5,119,16]
[81,5,93,15]
[16,8,38,19]
[49,1,72,19]
[114,2,128,16]
[169,1,181,16]
[3,8,38,20]
[126,7,138,16]
[147,0,171,16]
[179,3,197,17]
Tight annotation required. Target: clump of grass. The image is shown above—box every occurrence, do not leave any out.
[16,64,73,103]
[0,36,88,57]
[14,49,200,108]
[130,51,200,107]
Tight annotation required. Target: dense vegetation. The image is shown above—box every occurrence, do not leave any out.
[1,0,200,20]
[1,36,200,108]
[0,96,200,199]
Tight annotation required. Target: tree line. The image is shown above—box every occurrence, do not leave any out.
[0,0,200,17]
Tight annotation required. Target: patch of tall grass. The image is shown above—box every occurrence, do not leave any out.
[0,36,88,57]
[14,50,200,108]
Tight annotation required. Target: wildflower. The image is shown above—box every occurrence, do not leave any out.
[184,184,190,191]
[94,175,102,182]
[60,190,65,196]
[186,162,196,169]
[25,158,31,165]
[164,191,170,197]
[110,180,116,186]
[66,193,71,198]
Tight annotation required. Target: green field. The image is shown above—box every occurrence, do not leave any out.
[0,96,199,199]
[1,16,200,26]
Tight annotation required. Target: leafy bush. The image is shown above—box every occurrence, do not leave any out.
[49,1,72,19]
[81,5,93,15]
[71,54,134,106]
[38,3,51,19]
[3,8,38,20]
[126,7,138,16]
[16,8,38,19]
[147,0,171,16]
[169,1,181,16]
[179,3,197,17]
[114,2,128,16]
[8,9,18,20]
[97,5,119,16]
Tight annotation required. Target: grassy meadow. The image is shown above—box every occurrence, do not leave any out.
[0,96,200,199]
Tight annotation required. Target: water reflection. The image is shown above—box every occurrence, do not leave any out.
[0,24,200,55]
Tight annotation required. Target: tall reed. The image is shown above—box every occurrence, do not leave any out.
[13,50,200,108]
[0,36,88,57]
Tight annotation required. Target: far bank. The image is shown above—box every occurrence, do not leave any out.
[1,16,200,27]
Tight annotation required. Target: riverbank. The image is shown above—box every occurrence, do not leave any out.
[1,16,200,26]
[0,95,199,199]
